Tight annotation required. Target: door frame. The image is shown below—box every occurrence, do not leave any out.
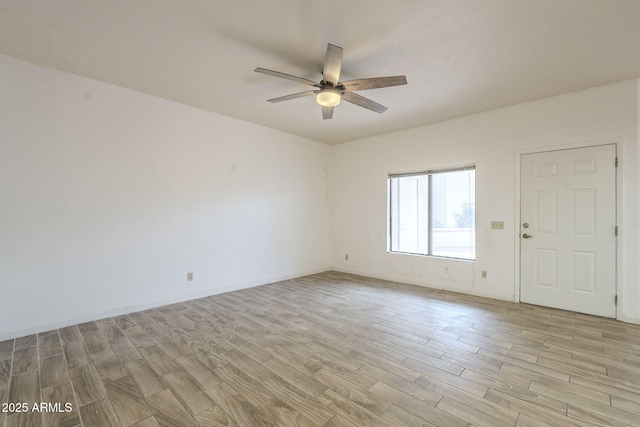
[514,139,622,318]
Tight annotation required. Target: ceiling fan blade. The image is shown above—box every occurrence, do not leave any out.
[322,106,334,120]
[254,67,320,87]
[341,75,407,91]
[322,44,343,86]
[342,92,388,113]
[267,91,316,103]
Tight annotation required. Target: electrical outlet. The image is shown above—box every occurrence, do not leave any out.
[491,221,505,230]
[187,272,194,281]
[444,266,449,274]
[481,270,488,278]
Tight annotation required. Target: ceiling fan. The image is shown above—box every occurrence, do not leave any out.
[254,43,407,120]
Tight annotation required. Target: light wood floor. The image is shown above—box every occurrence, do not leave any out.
[1,271,640,427]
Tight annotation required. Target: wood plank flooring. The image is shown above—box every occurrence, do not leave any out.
[1,271,640,426]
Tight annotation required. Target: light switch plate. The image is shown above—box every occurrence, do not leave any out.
[491,221,504,230]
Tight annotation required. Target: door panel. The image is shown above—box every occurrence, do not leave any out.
[535,249,557,288]
[536,190,557,233]
[520,145,616,317]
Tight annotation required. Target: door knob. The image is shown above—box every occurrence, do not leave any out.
[522,233,533,239]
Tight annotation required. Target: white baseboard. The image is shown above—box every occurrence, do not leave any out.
[331,267,516,302]
[618,313,640,325]
[332,268,640,326]
[0,266,331,341]
[5,266,633,341]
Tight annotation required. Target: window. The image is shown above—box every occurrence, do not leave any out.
[388,166,476,260]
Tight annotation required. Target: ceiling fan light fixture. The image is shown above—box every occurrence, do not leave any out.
[316,89,341,107]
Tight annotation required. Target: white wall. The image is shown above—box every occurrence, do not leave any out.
[1,54,638,340]
[330,79,640,324]
[0,54,331,340]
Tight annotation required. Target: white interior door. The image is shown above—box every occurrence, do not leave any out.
[520,145,617,317]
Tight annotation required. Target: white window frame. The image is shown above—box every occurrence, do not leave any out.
[388,165,476,260]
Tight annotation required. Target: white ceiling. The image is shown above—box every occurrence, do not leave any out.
[1,0,639,144]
